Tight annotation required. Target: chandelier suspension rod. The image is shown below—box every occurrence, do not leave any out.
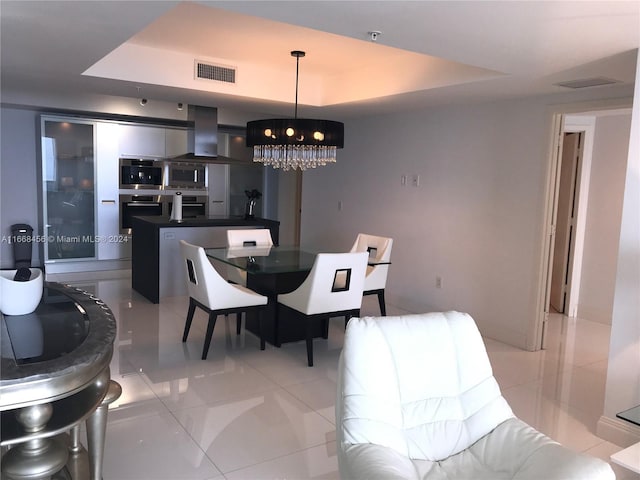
[295,53,299,119]
[292,50,305,119]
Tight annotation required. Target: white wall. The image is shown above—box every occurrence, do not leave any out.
[599,50,640,446]
[301,99,553,348]
[578,113,632,325]
[300,89,636,350]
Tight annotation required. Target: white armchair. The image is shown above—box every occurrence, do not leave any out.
[336,312,615,480]
[350,233,392,315]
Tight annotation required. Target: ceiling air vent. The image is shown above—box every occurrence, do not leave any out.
[195,60,236,84]
[554,77,619,89]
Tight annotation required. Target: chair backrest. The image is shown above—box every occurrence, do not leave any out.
[350,233,393,290]
[179,240,256,310]
[336,312,513,463]
[227,228,274,247]
[280,252,368,315]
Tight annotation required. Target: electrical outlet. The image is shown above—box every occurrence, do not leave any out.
[436,276,442,289]
[412,174,420,187]
[338,201,343,211]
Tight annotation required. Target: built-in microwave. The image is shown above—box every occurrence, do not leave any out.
[120,158,163,189]
[165,162,206,190]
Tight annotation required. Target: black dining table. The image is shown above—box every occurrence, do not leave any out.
[206,246,322,346]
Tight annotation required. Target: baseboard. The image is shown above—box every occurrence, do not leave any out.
[597,415,640,447]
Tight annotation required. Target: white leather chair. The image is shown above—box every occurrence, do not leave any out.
[350,233,393,315]
[336,312,615,480]
[180,240,268,359]
[277,252,368,366]
[226,229,274,286]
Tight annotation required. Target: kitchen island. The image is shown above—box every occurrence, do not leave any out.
[131,216,279,303]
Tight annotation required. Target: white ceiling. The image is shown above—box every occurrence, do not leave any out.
[1,1,639,119]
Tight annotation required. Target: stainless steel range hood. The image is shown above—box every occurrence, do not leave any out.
[172,105,233,162]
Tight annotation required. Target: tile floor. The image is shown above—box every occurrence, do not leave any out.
[48,270,638,480]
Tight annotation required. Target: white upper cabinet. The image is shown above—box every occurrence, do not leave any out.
[118,125,165,158]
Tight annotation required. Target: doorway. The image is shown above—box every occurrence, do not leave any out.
[535,106,632,351]
[539,114,596,349]
[549,132,583,314]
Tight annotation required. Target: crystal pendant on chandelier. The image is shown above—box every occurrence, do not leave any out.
[252,145,338,171]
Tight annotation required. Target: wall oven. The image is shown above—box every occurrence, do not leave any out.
[166,195,207,219]
[120,194,164,234]
[120,158,163,189]
[165,162,206,190]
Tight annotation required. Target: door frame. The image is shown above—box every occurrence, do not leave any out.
[560,117,596,319]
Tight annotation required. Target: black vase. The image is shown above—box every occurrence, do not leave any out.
[244,199,256,219]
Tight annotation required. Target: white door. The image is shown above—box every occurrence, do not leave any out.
[550,132,581,313]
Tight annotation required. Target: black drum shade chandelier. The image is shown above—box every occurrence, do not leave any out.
[246,51,344,171]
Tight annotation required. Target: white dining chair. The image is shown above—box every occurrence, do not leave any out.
[350,233,393,315]
[227,228,274,247]
[276,252,368,366]
[180,240,268,359]
[226,229,274,285]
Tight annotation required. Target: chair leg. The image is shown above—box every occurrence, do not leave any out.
[258,309,265,351]
[236,312,242,335]
[202,312,218,360]
[322,317,329,339]
[377,290,387,316]
[306,318,314,367]
[182,298,196,342]
[274,304,281,348]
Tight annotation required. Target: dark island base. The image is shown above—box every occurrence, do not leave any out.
[131,216,279,304]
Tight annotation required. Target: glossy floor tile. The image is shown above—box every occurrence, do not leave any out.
[46,271,638,479]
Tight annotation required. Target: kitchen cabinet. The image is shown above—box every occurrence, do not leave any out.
[96,122,131,260]
[41,117,97,262]
[208,164,229,215]
[118,124,165,158]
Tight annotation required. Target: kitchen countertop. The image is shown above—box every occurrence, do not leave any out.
[131,215,279,229]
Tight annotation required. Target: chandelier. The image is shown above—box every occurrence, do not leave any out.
[246,51,344,171]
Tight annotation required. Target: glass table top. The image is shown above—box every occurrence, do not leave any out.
[617,405,640,427]
[205,246,318,275]
[3,285,90,365]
